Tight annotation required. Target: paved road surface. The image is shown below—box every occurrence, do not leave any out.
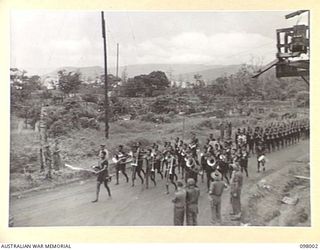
[10,140,309,226]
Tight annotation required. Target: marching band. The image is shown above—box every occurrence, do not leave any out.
[88,117,309,224]
[93,118,309,194]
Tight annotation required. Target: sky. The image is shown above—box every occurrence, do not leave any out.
[10,10,309,75]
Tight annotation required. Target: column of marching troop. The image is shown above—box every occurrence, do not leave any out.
[91,117,309,225]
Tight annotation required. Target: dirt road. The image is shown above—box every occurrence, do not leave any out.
[10,140,309,226]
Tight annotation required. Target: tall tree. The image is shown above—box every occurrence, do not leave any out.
[120,71,170,97]
[57,70,82,97]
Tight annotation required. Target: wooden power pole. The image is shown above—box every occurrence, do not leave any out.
[101,11,109,139]
[116,43,119,78]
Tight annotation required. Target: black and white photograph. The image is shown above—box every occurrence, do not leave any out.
[9,10,310,227]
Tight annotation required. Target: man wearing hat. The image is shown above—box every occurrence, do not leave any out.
[172,181,186,226]
[209,171,228,225]
[230,163,243,220]
[186,178,200,226]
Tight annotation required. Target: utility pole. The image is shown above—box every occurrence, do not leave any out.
[101,11,109,138]
[116,43,119,78]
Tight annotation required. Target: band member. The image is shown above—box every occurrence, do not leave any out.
[130,144,144,187]
[179,143,188,179]
[201,148,216,192]
[145,149,156,189]
[114,145,129,185]
[186,178,200,226]
[227,121,232,138]
[152,144,164,179]
[230,163,243,220]
[174,137,180,152]
[256,141,266,173]
[189,132,199,158]
[92,151,111,203]
[216,150,230,184]
[185,153,200,184]
[200,145,208,184]
[239,146,249,177]
[209,171,228,225]
[247,130,255,154]
[164,150,178,194]
[172,181,186,226]
[235,128,241,148]
[219,121,225,140]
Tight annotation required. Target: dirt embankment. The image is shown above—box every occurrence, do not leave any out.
[242,157,310,226]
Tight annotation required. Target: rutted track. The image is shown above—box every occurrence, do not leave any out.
[10,140,309,226]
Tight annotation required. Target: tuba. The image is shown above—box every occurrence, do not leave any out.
[207,155,216,169]
[186,157,200,174]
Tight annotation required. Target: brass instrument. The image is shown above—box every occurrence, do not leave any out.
[112,152,128,164]
[206,155,217,168]
[186,157,201,174]
[169,156,174,175]
[150,152,155,172]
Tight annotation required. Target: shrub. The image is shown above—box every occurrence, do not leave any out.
[140,112,172,123]
[81,93,99,104]
[268,112,279,119]
[140,112,156,122]
[50,120,69,137]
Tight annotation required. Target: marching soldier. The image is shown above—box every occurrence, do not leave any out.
[239,146,249,177]
[247,129,255,154]
[114,145,129,185]
[186,178,200,226]
[177,143,186,179]
[202,150,216,192]
[152,144,164,179]
[92,150,111,203]
[130,144,145,187]
[185,153,200,184]
[189,132,199,158]
[264,129,271,153]
[164,150,178,194]
[217,150,230,184]
[235,128,241,148]
[172,181,186,226]
[256,141,266,173]
[145,148,157,189]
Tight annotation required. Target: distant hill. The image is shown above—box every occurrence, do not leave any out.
[116,64,215,78]
[40,63,242,82]
[175,64,242,82]
[42,66,104,80]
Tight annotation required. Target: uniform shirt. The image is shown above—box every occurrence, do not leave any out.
[209,180,227,200]
[230,171,243,194]
[186,187,200,213]
[172,188,186,208]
